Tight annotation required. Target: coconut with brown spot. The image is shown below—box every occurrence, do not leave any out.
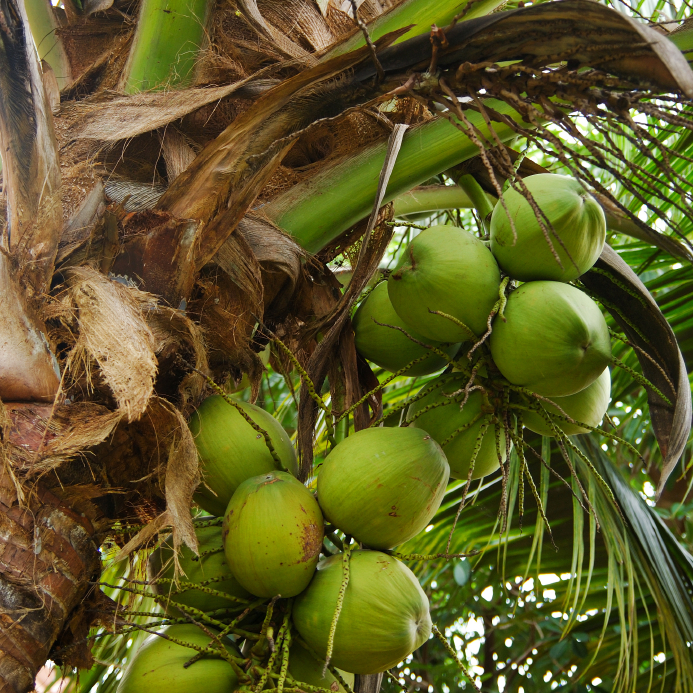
[222,471,324,598]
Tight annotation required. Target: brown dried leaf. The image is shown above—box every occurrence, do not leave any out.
[66,267,158,421]
[297,125,406,474]
[581,245,691,499]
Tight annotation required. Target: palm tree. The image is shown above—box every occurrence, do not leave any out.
[0,0,692,690]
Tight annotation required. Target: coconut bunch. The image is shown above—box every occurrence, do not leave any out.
[120,394,453,693]
[352,173,613,481]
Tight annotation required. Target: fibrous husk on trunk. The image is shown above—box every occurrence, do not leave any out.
[60,266,157,422]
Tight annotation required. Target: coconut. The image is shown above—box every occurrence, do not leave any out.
[288,640,354,692]
[222,471,324,598]
[522,367,611,437]
[353,283,459,376]
[292,550,431,674]
[489,281,611,397]
[317,427,449,550]
[387,225,501,342]
[407,374,507,480]
[190,395,298,516]
[148,525,250,614]
[117,624,240,693]
[490,173,606,282]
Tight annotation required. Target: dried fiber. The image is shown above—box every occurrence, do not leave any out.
[66,266,157,422]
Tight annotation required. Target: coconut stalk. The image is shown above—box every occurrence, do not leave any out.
[121,0,210,93]
[262,101,519,254]
[392,185,472,217]
[322,0,505,60]
[23,0,72,89]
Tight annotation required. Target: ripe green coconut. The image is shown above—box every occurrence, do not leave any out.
[117,624,240,693]
[523,367,611,436]
[190,395,298,516]
[293,550,431,674]
[222,471,324,598]
[148,525,250,614]
[388,225,501,342]
[317,427,449,549]
[490,174,606,283]
[288,640,354,692]
[353,282,459,376]
[407,373,507,480]
[489,281,611,397]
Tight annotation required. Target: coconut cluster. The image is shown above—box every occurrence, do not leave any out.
[121,410,450,690]
[118,174,612,691]
[355,173,612,480]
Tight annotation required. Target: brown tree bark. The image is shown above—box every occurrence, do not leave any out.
[0,464,100,693]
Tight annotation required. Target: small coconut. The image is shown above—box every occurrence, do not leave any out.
[293,550,431,674]
[288,640,354,692]
[117,624,240,693]
[490,173,606,282]
[407,373,507,480]
[189,395,298,516]
[489,281,611,397]
[148,525,250,614]
[317,427,449,549]
[353,283,459,376]
[388,225,501,342]
[522,367,611,436]
[222,471,324,598]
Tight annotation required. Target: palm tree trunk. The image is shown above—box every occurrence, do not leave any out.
[0,456,100,693]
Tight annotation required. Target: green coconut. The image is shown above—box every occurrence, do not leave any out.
[293,550,431,674]
[190,395,298,516]
[353,282,459,376]
[489,281,611,397]
[288,640,355,692]
[117,624,240,693]
[222,471,324,598]
[388,225,501,342]
[523,367,611,437]
[407,373,508,480]
[317,427,449,550]
[490,173,606,282]
[148,525,250,614]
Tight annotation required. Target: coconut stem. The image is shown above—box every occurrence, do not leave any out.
[149,575,252,602]
[256,605,292,692]
[509,415,553,541]
[276,602,293,693]
[456,175,494,234]
[438,412,484,447]
[445,418,491,554]
[385,220,429,231]
[189,546,225,561]
[272,335,335,443]
[293,636,356,693]
[610,356,673,406]
[259,595,281,653]
[390,550,478,561]
[519,393,644,461]
[431,625,481,692]
[334,353,432,425]
[609,329,676,394]
[193,516,225,527]
[576,284,651,345]
[324,542,354,673]
[371,318,462,366]
[372,387,432,427]
[386,670,408,693]
[427,309,478,342]
[467,277,511,358]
